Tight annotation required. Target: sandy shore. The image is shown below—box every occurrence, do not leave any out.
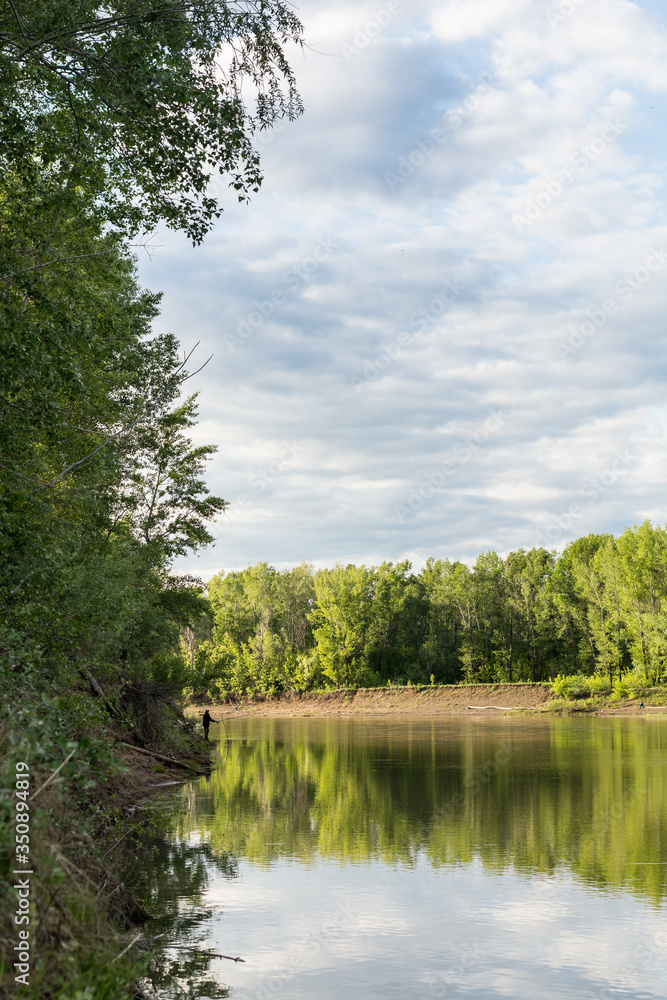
[187,684,667,719]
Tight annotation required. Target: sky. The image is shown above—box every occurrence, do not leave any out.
[137,0,667,579]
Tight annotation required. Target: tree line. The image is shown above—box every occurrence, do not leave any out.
[193,521,667,695]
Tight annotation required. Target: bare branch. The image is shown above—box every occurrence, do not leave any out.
[112,932,144,964]
[0,460,48,487]
[30,748,77,800]
[1,247,118,281]
[158,943,246,963]
[3,6,190,59]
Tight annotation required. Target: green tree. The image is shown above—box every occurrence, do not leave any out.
[419,558,464,682]
[503,548,556,681]
[444,560,478,681]
[310,565,375,688]
[470,551,507,681]
[201,563,317,695]
[0,0,304,242]
[114,394,228,558]
[0,180,226,707]
[546,534,610,675]
[589,538,628,685]
[364,561,429,684]
[614,522,667,683]
[276,562,316,654]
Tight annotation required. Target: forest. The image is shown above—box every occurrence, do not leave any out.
[0,0,302,725]
[192,522,667,696]
[0,2,303,996]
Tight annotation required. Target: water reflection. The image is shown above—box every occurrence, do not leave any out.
[125,831,238,998]
[181,717,667,903]
[137,717,667,1000]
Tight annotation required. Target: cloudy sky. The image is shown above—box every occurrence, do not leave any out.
[138,0,667,578]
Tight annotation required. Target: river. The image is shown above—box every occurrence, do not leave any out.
[130,716,667,999]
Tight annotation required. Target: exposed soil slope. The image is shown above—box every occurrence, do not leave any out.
[189,684,667,719]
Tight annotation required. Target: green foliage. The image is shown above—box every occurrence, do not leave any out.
[611,675,629,700]
[311,564,376,688]
[548,673,611,700]
[0,715,141,996]
[619,665,651,696]
[0,0,304,242]
[549,673,574,699]
[0,4,304,996]
[0,170,227,705]
[196,525,667,696]
[196,563,319,694]
[117,394,228,558]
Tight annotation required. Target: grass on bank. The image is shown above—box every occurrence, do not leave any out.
[0,687,212,1000]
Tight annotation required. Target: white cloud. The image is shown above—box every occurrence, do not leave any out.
[138,0,667,577]
[430,0,536,42]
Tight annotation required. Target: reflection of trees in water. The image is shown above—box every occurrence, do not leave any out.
[184,719,667,904]
[125,835,238,999]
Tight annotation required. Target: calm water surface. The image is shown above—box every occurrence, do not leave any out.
[140,716,667,999]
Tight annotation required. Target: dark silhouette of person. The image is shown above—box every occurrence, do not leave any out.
[202,709,219,740]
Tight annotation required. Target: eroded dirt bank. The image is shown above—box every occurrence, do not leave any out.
[188,684,667,719]
[225,684,553,716]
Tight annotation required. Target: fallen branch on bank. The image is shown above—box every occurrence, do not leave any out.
[119,742,196,771]
[79,667,120,719]
[467,705,515,711]
[100,820,146,860]
[113,932,144,963]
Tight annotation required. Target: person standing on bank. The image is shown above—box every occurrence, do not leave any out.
[202,709,219,741]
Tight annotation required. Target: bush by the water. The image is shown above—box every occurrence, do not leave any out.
[549,667,652,701]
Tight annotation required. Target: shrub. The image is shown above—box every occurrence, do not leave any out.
[549,673,611,700]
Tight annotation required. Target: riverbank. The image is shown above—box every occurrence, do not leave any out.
[188,683,667,719]
[1,710,212,999]
[113,739,210,807]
